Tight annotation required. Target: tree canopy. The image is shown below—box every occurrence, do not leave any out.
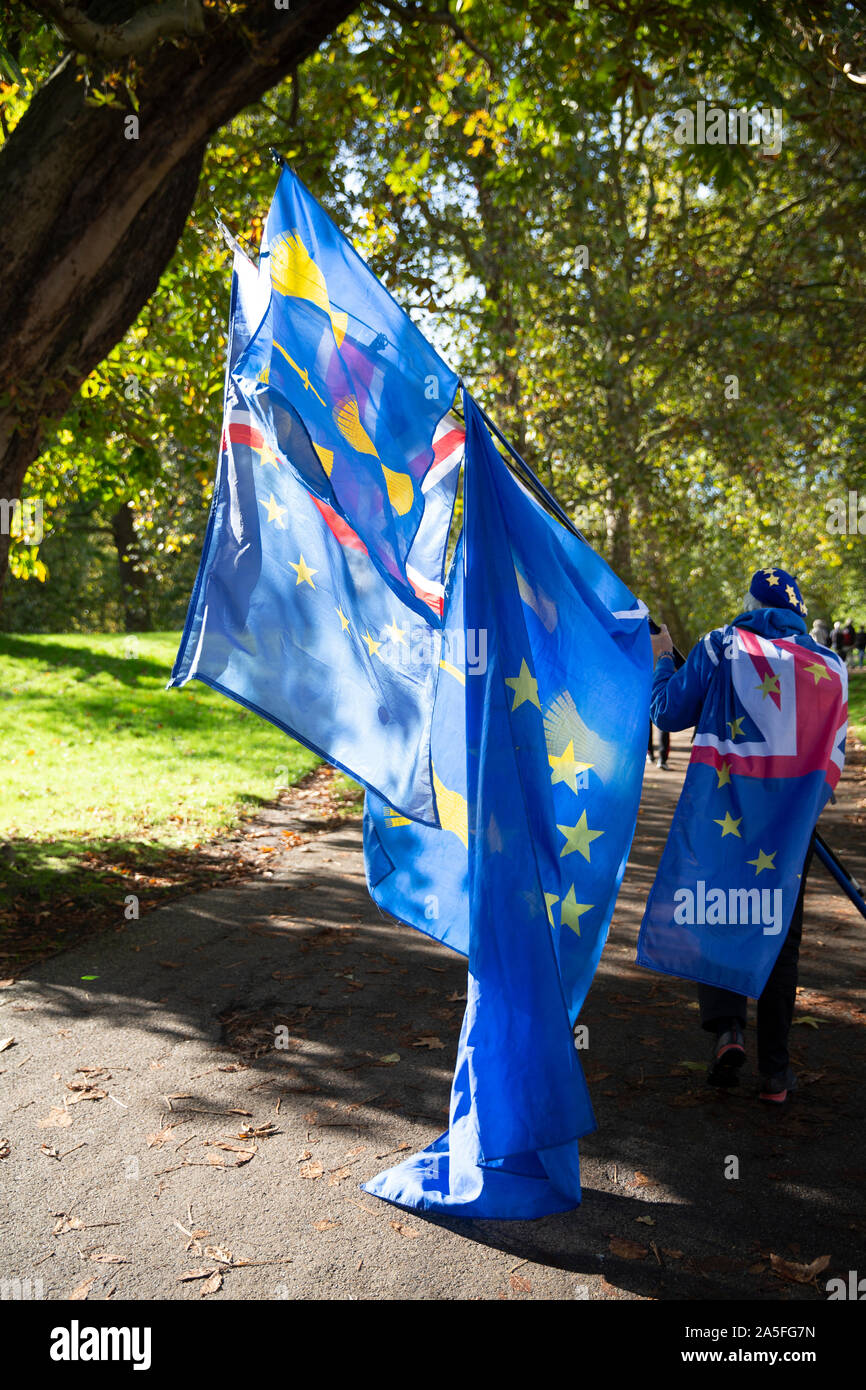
[2,1,865,641]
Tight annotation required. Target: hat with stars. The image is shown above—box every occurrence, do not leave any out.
[748,567,808,617]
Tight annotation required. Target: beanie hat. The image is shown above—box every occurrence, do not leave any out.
[748,567,807,617]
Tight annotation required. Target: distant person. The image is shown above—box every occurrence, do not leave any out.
[810,618,829,648]
[841,620,856,665]
[829,621,842,652]
[647,721,671,769]
[854,627,866,669]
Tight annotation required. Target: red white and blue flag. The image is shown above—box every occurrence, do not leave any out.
[637,611,848,997]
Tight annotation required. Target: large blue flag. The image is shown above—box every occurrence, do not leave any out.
[361,392,652,1217]
[637,613,848,996]
[173,170,654,1220]
[169,248,454,823]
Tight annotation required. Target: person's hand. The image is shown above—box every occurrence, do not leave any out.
[651,624,674,664]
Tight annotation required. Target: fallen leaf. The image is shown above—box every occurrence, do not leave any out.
[769,1253,830,1284]
[792,1016,821,1029]
[378,1053,401,1065]
[68,1277,96,1300]
[677,1061,706,1072]
[313,1219,341,1232]
[412,1036,445,1050]
[38,1107,73,1129]
[510,1273,532,1293]
[635,1216,656,1226]
[201,1270,223,1296]
[609,1237,647,1260]
[203,1246,233,1265]
[177,1268,216,1282]
[328,1166,353,1185]
[53,1214,84,1234]
[146,1126,178,1148]
[389,1220,419,1239]
[235,1123,277,1140]
[299,1161,324,1180]
[40,1143,60,1159]
[66,1086,107,1105]
[632,1171,652,1187]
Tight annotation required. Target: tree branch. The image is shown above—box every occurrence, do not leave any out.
[26,0,205,60]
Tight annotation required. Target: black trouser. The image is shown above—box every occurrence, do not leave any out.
[648,724,670,761]
[698,847,812,1077]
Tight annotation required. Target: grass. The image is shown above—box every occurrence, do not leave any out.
[0,631,321,966]
[847,668,866,745]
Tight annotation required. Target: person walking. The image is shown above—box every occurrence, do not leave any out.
[640,568,848,1104]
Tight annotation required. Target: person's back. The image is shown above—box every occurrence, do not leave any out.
[639,567,848,1105]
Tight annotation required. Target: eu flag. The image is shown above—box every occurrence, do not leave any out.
[169,248,448,823]
[361,392,652,1216]
[232,166,460,623]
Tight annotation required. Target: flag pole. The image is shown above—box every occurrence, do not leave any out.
[812,830,866,921]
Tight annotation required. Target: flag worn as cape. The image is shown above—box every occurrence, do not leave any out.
[637,610,848,997]
[361,391,652,1217]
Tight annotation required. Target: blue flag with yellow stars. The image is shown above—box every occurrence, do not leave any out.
[363,533,470,957]
[637,604,848,996]
[169,248,449,823]
[232,165,460,625]
[362,391,652,1217]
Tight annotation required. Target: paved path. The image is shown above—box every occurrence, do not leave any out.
[2,742,865,1302]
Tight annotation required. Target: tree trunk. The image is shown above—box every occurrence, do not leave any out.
[0,0,358,609]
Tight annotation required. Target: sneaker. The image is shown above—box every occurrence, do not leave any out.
[707,1023,746,1087]
[759,1066,797,1103]
[657,758,669,770]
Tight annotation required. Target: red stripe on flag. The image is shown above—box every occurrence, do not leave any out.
[227,422,264,449]
[310,495,368,553]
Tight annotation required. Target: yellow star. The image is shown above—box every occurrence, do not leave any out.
[505,658,541,711]
[263,494,287,528]
[560,885,593,936]
[336,606,350,633]
[785,584,799,606]
[251,441,281,471]
[548,740,594,794]
[804,660,830,685]
[289,554,317,587]
[714,811,742,838]
[747,848,776,875]
[756,673,780,699]
[557,811,604,861]
[544,892,559,927]
[382,619,407,645]
[727,716,745,739]
[716,760,732,788]
[764,571,780,586]
[362,630,382,659]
